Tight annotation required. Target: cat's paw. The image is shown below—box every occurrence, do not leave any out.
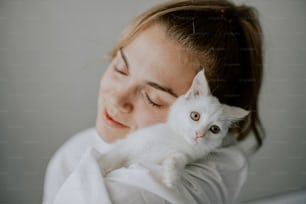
[162,171,178,188]
[162,159,179,188]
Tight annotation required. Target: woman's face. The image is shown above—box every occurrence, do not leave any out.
[96,24,200,142]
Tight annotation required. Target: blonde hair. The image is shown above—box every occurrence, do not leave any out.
[111,0,265,151]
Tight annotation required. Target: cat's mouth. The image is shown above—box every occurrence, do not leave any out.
[103,109,129,128]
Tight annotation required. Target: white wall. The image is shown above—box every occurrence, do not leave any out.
[0,0,305,203]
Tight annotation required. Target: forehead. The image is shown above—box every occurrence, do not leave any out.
[123,23,201,96]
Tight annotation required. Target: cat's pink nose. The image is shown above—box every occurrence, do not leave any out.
[195,130,205,140]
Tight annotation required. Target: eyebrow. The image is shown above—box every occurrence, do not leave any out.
[146,81,178,98]
[119,48,178,98]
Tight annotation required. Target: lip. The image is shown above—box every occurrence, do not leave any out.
[103,109,129,128]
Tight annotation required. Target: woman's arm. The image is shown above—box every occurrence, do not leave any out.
[105,146,247,204]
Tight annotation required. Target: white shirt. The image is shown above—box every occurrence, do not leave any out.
[42,128,248,204]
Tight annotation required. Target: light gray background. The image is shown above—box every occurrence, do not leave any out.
[1,0,306,203]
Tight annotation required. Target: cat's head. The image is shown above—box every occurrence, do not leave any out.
[168,70,249,146]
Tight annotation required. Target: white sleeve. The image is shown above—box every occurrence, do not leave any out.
[46,145,247,204]
[42,141,83,204]
[182,146,248,204]
[105,146,248,204]
[42,127,247,204]
[48,147,168,204]
[42,128,103,204]
[107,180,169,204]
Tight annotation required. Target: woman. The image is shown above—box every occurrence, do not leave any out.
[43,0,264,203]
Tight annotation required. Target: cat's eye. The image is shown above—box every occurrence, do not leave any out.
[190,111,200,121]
[209,125,220,134]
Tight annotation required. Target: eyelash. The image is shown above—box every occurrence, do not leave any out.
[114,65,127,75]
[144,93,162,108]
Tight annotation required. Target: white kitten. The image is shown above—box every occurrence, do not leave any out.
[98,70,249,187]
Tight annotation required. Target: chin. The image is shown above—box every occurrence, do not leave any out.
[96,122,128,143]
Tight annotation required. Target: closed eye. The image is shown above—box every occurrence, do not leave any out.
[114,65,127,75]
[144,92,162,108]
[113,48,129,76]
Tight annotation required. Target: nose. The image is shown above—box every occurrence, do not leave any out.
[195,130,205,140]
[110,85,134,113]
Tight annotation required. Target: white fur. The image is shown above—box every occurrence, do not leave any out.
[99,70,249,187]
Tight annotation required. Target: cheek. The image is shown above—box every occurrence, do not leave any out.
[134,104,169,129]
[97,66,115,110]
[100,66,115,92]
[98,66,117,102]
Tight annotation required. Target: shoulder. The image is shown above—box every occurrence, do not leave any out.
[43,128,106,204]
[183,145,248,203]
[63,128,102,150]
[104,145,248,204]
[208,145,248,170]
[47,127,104,174]
[54,128,99,157]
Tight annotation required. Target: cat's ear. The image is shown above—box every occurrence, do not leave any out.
[185,69,211,99]
[223,105,250,121]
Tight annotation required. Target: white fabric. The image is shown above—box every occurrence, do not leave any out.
[243,189,306,204]
[43,128,248,204]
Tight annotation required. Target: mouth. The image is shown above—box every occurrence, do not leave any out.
[103,109,129,128]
